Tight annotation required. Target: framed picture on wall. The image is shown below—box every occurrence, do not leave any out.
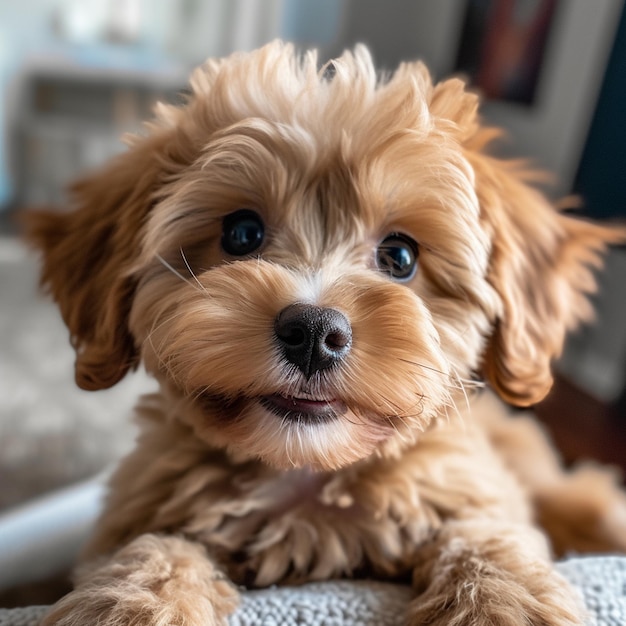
[450,0,622,195]
[455,0,560,105]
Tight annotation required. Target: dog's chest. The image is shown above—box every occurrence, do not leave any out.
[178,462,448,587]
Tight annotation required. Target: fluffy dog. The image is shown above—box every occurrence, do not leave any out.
[26,41,626,625]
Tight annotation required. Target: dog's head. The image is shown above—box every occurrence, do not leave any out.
[26,42,623,470]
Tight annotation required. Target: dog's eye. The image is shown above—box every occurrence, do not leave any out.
[376,233,419,281]
[221,210,265,256]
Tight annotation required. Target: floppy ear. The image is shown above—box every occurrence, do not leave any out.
[24,131,177,390]
[470,151,625,406]
[429,76,626,406]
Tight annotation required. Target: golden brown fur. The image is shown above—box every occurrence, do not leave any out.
[26,41,626,625]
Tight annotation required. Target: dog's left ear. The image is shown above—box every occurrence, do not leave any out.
[24,130,177,391]
[428,76,625,406]
[470,149,625,406]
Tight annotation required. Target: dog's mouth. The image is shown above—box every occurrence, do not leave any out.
[194,389,347,424]
[259,393,346,423]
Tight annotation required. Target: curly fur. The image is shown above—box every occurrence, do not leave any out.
[25,41,626,625]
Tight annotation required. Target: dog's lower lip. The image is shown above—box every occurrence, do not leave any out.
[260,394,345,421]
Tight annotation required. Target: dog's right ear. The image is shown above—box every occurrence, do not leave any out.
[24,130,178,390]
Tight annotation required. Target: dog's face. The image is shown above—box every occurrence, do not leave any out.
[27,42,622,471]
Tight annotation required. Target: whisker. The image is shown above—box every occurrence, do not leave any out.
[335,407,363,427]
[180,247,207,293]
[399,357,483,398]
[156,253,205,293]
[376,399,422,428]
[398,359,449,377]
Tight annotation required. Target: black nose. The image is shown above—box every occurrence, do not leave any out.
[274,304,352,377]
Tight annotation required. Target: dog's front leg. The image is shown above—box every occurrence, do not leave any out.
[42,534,239,626]
[407,519,584,626]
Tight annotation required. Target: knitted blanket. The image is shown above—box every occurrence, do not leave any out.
[1,557,624,626]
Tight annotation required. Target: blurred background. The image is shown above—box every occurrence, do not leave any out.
[0,0,625,607]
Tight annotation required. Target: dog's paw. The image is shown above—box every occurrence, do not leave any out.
[41,534,239,626]
[407,567,585,626]
[40,577,238,626]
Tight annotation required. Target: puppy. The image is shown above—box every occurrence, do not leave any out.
[26,41,626,625]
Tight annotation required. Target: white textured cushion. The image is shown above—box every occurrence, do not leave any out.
[0,557,624,626]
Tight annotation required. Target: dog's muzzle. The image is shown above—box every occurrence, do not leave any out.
[274,304,352,378]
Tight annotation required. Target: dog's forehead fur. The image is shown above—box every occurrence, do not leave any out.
[184,42,432,142]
